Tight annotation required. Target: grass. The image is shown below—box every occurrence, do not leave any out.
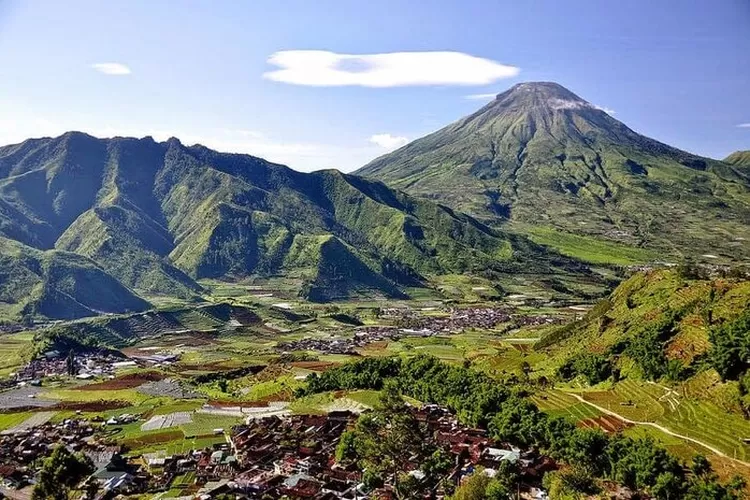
[0,331,34,378]
[521,225,657,265]
[0,412,33,432]
[346,390,382,408]
[531,390,602,422]
[180,413,242,437]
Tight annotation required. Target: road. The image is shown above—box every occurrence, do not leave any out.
[564,392,750,468]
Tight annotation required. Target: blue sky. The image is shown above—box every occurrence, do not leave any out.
[0,0,748,171]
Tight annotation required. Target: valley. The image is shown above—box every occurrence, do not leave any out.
[1,265,750,498]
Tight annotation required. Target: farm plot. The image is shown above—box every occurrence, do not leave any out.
[580,379,666,421]
[0,332,33,377]
[180,413,242,437]
[141,411,193,431]
[1,411,57,435]
[531,390,601,422]
[578,414,632,433]
[76,371,165,391]
[657,400,750,462]
[0,386,59,410]
[138,379,201,399]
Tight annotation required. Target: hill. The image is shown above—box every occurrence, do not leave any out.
[725,150,750,167]
[536,268,750,407]
[357,82,750,262]
[0,132,589,319]
[0,236,150,320]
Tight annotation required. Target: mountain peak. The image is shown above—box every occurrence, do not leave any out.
[491,81,592,111]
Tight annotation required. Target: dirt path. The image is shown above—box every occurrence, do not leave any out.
[564,392,750,467]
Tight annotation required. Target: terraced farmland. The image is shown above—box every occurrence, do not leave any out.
[531,389,601,421]
[569,379,750,463]
[657,400,750,462]
[0,332,33,377]
[580,379,666,421]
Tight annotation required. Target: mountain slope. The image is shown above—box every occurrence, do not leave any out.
[725,150,750,167]
[0,236,150,320]
[358,82,750,261]
[0,132,590,318]
[535,268,750,411]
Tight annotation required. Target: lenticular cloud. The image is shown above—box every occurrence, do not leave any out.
[264,50,519,87]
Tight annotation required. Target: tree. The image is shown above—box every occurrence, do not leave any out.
[451,471,492,500]
[488,397,544,448]
[66,349,76,376]
[691,455,711,477]
[217,378,228,393]
[451,467,519,500]
[33,445,94,500]
[652,472,683,500]
[708,311,750,381]
[346,385,427,498]
[335,430,357,463]
[422,448,453,481]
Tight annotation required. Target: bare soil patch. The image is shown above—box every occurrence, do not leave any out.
[290,361,341,371]
[578,414,633,433]
[122,429,184,449]
[75,371,165,391]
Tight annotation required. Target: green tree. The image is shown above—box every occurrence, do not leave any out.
[335,430,357,463]
[422,448,453,481]
[691,454,712,477]
[33,445,94,500]
[346,385,427,498]
[451,471,491,500]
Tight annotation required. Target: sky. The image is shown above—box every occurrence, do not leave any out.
[0,0,748,172]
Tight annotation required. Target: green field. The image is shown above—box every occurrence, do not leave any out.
[0,331,34,377]
[521,225,657,265]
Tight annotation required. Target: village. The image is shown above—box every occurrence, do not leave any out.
[275,306,564,356]
[0,402,552,499]
[0,302,570,499]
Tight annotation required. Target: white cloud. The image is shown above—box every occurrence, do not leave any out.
[595,105,616,115]
[464,93,497,101]
[737,123,750,128]
[91,63,131,75]
[369,133,409,150]
[264,50,519,87]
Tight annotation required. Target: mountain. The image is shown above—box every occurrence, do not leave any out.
[0,132,587,320]
[725,150,750,167]
[0,236,150,320]
[358,82,750,261]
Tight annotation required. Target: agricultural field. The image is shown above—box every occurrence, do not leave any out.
[536,379,750,464]
[0,331,34,378]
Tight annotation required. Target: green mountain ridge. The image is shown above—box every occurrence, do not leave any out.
[357,82,750,261]
[725,150,750,167]
[0,132,588,320]
[0,236,150,320]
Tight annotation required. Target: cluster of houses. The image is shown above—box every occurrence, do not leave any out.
[274,305,565,356]
[10,350,128,384]
[182,405,551,499]
[0,403,553,499]
[275,327,403,355]
[0,418,110,490]
[395,306,566,334]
